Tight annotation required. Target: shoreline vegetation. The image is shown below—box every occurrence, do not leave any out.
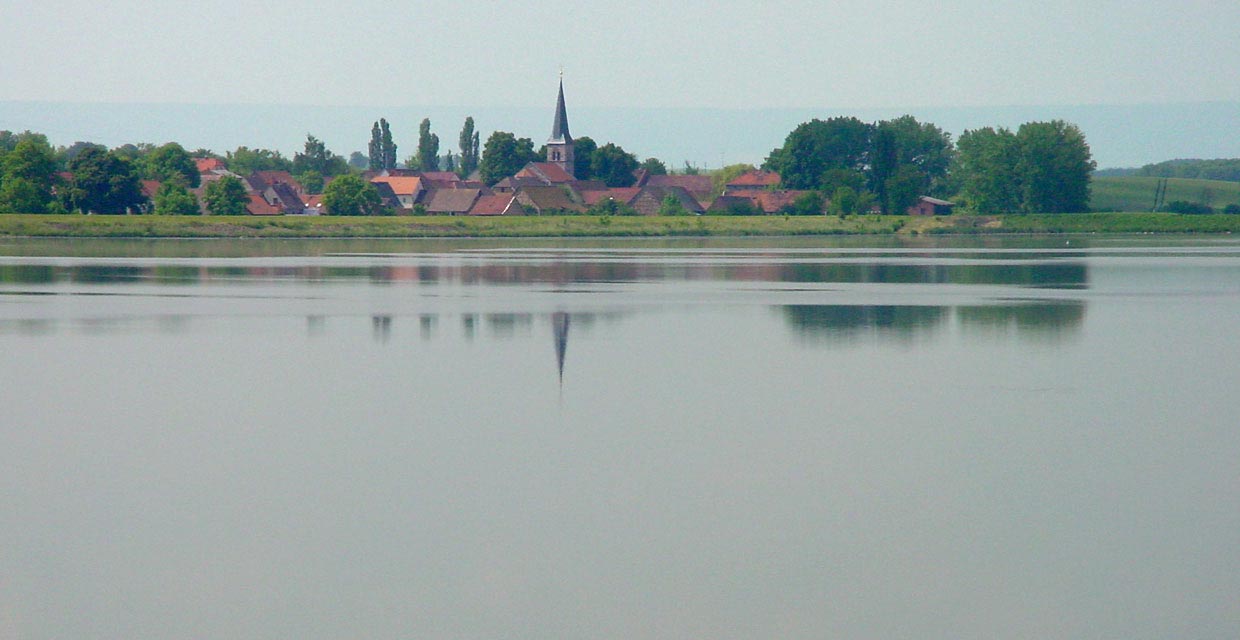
[0,213,1238,239]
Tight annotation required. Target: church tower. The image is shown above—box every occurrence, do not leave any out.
[546,76,574,177]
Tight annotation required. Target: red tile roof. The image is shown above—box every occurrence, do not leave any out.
[516,162,575,184]
[252,170,298,187]
[721,189,818,214]
[581,187,640,206]
[140,180,162,199]
[469,193,519,216]
[419,171,462,182]
[246,194,282,216]
[370,176,423,197]
[726,170,781,189]
[645,174,713,195]
[195,157,226,173]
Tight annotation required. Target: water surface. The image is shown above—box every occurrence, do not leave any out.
[1,235,1238,639]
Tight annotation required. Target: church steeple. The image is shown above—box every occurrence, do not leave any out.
[546,75,575,176]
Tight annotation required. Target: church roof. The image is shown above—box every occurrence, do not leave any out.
[549,79,571,144]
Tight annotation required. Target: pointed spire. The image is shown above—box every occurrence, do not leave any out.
[549,77,571,143]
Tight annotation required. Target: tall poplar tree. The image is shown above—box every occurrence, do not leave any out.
[458,117,480,177]
[416,119,440,171]
[380,119,396,170]
[368,122,382,171]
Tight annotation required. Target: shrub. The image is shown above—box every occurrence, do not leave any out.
[1223,204,1240,215]
[1164,200,1214,214]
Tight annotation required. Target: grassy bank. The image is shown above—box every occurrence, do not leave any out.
[0,212,1237,239]
[0,214,903,238]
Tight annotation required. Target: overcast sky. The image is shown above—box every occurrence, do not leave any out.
[2,0,1238,109]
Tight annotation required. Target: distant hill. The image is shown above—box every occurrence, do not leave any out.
[1132,158,1240,182]
[1091,176,1240,212]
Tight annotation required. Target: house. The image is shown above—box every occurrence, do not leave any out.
[371,182,403,211]
[720,189,824,214]
[268,182,304,214]
[581,187,640,207]
[907,196,955,216]
[726,170,781,191]
[139,180,162,213]
[369,176,424,209]
[629,186,705,216]
[246,193,282,215]
[515,162,576,185]
[249,171,303,194]
[469,193,523,216]
[514,186,585,214]
[425,188,482,215]
[301,194,325,215]
[639,173,714,201]
[418,171,465,186]
[493,176,550,193]
[194,157,227,173]
[706,194,760,215]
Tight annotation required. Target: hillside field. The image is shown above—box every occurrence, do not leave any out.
[1091,176,1240,212]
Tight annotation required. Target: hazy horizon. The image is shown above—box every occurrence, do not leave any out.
[3,100,1238,170]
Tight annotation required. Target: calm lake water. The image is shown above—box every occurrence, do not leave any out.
[1,235,1238,640]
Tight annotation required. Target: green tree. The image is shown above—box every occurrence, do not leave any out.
[478,131,540,185]
[640,157,668,176]
[152,181,199,215]
[710,163,757,197]
[293,134,348,177]
[571,136,597,180]
[227,147,293,174]
[368,121,383,171]
[591,143,639,187]
[955,127,1023,214]
[785,191,825,216]
[883,165,926,215]
[416,118,440,171]
[203,176,250,216]
[869,116,954,211]
[0,179,51,213]
[61,146,145,214]
[144,142,200,188]
[1015,120,1095,213]
[0,137,58,213]
[829,186,860,216]
[657,193,689,216]
[322,173,384,216]
[297,171,325,195]
[458,117,480,177]
[348,151,368,169]
[380,119,397,170]
[763,116,872,189]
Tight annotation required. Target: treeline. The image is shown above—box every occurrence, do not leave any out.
[761,116,1096,214]
[1135,158,1240,182]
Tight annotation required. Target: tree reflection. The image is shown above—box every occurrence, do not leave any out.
[783,300,1086,341]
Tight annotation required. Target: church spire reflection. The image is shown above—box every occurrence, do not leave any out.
[552,311,570,387]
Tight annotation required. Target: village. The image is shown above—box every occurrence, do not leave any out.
[175,80,956,219]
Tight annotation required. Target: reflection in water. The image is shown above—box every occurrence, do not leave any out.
[486,313,533,339]
[462,314,477,341]
[419,314,437,339]
[783,301,1086,341]
[783,305,949,341]
[372,315,392,343]
[307,315,326,336]
[0,255,1092,289]
[957,302,1087,337]
[553,312,570,386]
